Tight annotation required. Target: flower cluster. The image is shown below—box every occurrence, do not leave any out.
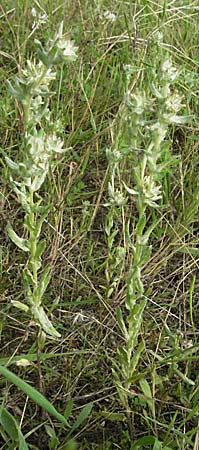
[22,60,56,91]
[35,22,78,67]
[100,10,116,22]
[24,131,66,191]
[31,7,48,29]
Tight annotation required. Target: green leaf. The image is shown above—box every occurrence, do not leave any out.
[177,246,199,256]
[11,301,29,313]
[117,346,129,366]
[0,405,29,450]
[6,223,29,252]
[130,435,156,449]
[100,411,125,421]
[35,39,50,67]
[139,245,152,265]
[173,365,195,386]
[136,214,147,237]
[34,212,48,238]
[32,173,47,192]
[141,218,161,245]
[116,307,129,339]
[0,365,69,427]
[123,181,138,196]
[130,340,145,374]
[35,240,46,261]
[45,425,60,450]
[23,268,35,288]
[112,368,127,406]
[36,267,51,300]
[64,399,73,420]
[5,156,20,171]
[32,306,61,338]
[127,299,146,348]
[67,403,93,437]
[130,436,173,450]
[60,439,78,450]
[0,405,18,441]
[6,79,22,100]
[139,379,155,418]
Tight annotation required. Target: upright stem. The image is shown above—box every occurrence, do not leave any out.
[29,186,38,285]
[23,94,32,126]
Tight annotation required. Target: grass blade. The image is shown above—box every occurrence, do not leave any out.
[0,365,69,427]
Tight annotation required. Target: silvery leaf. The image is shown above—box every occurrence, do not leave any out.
[6,223,29,252]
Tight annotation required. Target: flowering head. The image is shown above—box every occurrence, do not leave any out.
[31,7,48,29]
[107,183,126,207]
[17,130,66,191]
[161,59,178,82]
[106,148,122,165]
[100,11,116,22]
[124,176,162,209]
[7,60,56,107]
[35,22,78,67]
[142,176,162,207]
[21,60,56,91]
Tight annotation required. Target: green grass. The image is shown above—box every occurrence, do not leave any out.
[1,1,199,449]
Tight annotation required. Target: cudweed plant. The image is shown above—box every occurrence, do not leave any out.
[105,147,126,299]
[5,23,78,338]
[110,37,190,419]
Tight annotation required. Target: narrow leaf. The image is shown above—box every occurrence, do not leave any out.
[31,173,46,192]
[60,439,78,450]
[123,182,138,195]
[5,156,19,171]
[130,435,156,449]
[116,307,129,339]
[6,223,29,252]
[0,405,29,450]
[139,378,155,417]
[6,79,22,100]
[64,399,73,420]
[0,365,69,426]
[36,267,51,299]
[32,306,61,338]
[100,411,125,421]
[11,301,29,313]
[136,214,147,236]
[0,405,18,441]
[68,403,93,437]
[35,240,46,261]
[130,340,145,374]
[34,212,48,238]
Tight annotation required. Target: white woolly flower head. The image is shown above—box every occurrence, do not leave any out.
[106,148,122,165]
[107,183,126,206]
[161,59,178,82]
[31,7,48,29]
[25,131,66,190]
[126,91,148,116]
[124,177,162,208]
[51,22,78,62]
[101,11,116,22]
[153,31,163,44]
[165,93,182,113]
[149,122,167,145]
[22,60,56,91]
[142,176,162,206]
[56,38,78,61]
